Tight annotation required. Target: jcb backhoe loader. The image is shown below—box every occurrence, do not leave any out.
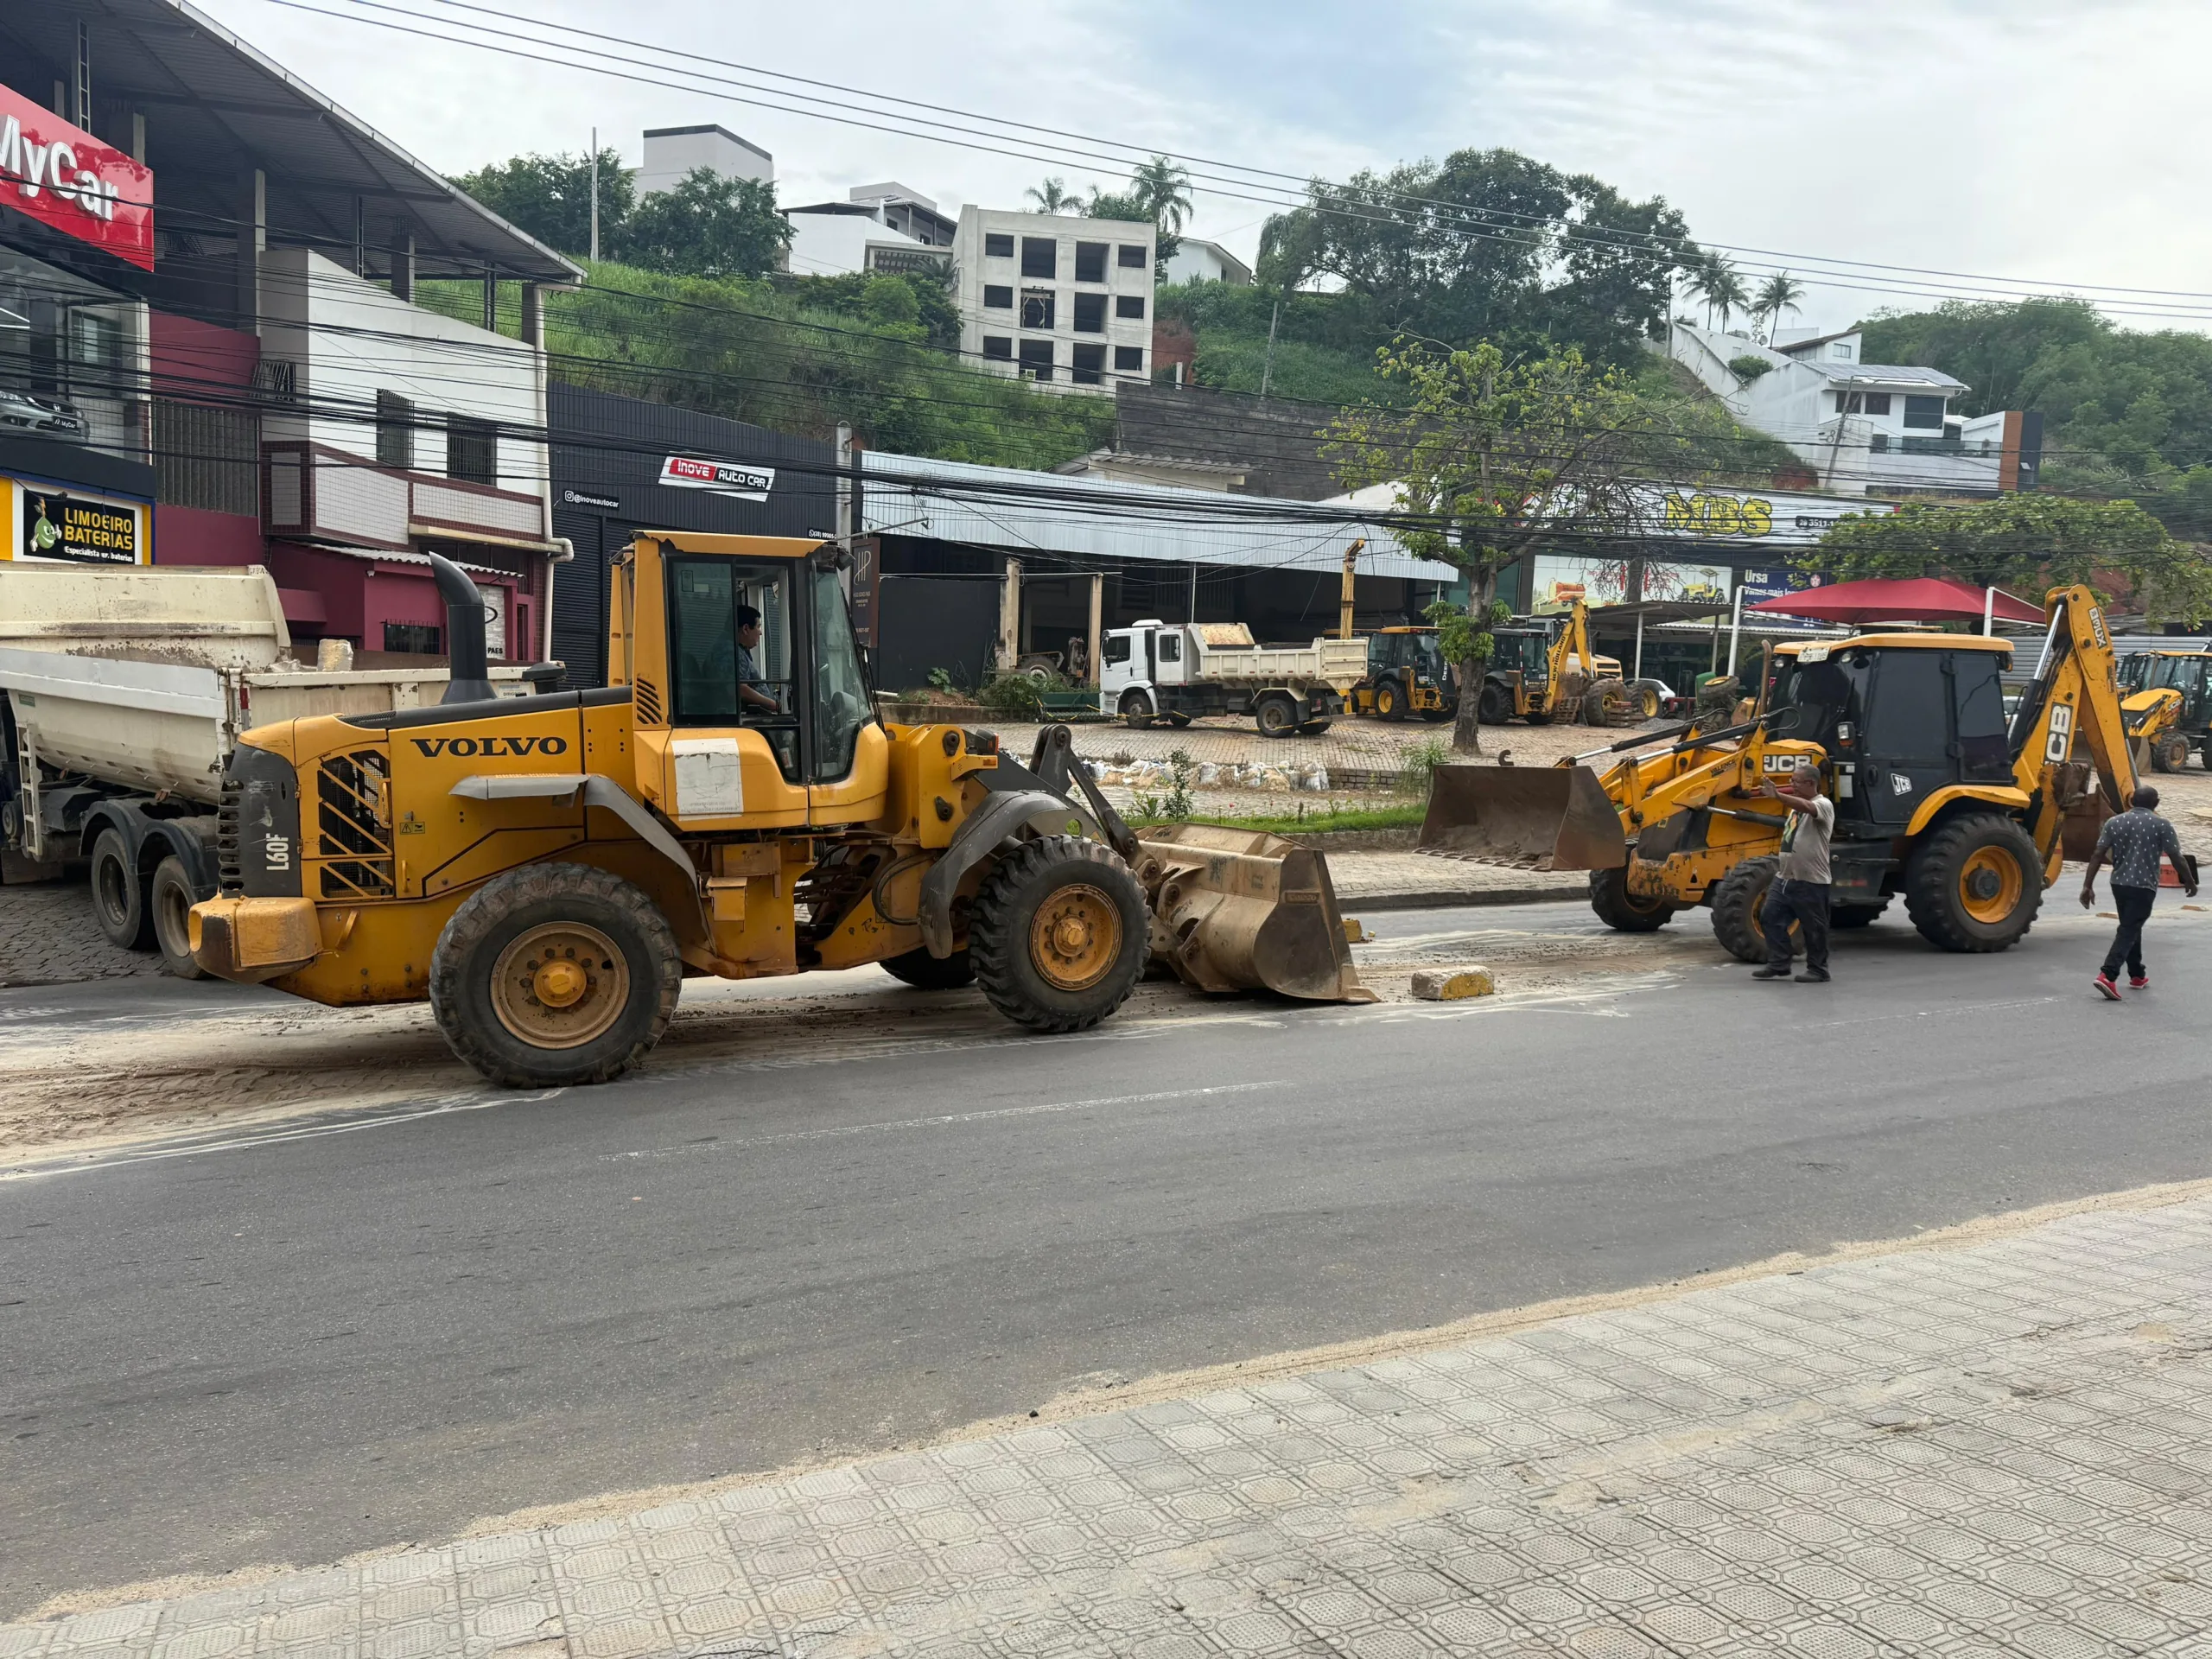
[1478,601,1658,727]
[2118,648,2212,772]
[1348,627,1457,722]
[1420,583,2136,961]
[189,535,1370,1087]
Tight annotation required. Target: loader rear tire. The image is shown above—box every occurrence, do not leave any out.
[90,827,154,951]
[970,836,1147,1033]
[1589,867,1676,932]
[1477,682,1512,725]
[880,945,976,990]
[430,862,682,1088]
[1904,814,2042,953]
[1710,856,1784,964]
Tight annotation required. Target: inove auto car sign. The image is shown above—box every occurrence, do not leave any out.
[0,87,154,270]
[658,454,776,501]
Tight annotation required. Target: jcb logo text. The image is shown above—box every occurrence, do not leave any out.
[410,735,569,758]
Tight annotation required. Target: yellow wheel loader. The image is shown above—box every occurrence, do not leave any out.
[2118,648,2212,772]
[189,535,1370,1088]
[1476,600,1649,728]
[1421,583,2138,962]
[1348,627,1458,722]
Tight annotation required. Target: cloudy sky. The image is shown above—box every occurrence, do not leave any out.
[200,0,2212,336]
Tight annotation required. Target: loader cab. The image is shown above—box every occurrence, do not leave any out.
[2136,652,2212,726]
[1370,627,1451,687]
[1768,635,2013,830]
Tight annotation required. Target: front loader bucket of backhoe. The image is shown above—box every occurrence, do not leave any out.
[1417,763,1628,872]
[1135,824,1376,1004]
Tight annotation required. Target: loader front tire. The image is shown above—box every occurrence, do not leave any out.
[1904,814,2041,953]
[1710,856,1784,963]
[880,945,976,990]
[2152,732,2189,773]
[1589,867,1676,932]
[971,836,1147,1033]
[430,862,682,1088]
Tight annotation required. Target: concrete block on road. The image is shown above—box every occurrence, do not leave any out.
[1410,966,1495,1000]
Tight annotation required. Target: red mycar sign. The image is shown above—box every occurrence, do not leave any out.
[0,85,154,270]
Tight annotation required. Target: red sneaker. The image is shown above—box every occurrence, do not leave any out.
[2131,976,2150,990]
[2094,974,2123,1001]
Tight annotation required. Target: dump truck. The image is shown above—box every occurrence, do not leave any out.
[1099,620,1366,736]
[0,562,546,976]
[189,537,1371,1087]
[1421,583,2137,962]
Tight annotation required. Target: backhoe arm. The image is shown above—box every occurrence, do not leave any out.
[2008,584,2137,876]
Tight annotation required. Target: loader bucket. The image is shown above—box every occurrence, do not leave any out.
[1135,824,1376,1003]
[1417,763,1628,873]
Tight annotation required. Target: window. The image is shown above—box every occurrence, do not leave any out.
[1116,295,1145,319]
[666,556,799,779]
[1861,392,1891,416]
[1114,346,1144,372]
[984,232,1014,257]
[1157,633,1180,663]
[1071,343,1105,385]
[375,390,413,470]
[982,335,1013,360]
[1072,293,1106,334]
[1074,242,1108,283]
[983,284,1013,309]
[1865,650,1948,766]
[1830,342,1853,359]
[383,622,440,655]
[1903,395,1946,430]
[1955,653,2011,779]
[447,415,497,486]
[1020,237,1056,278]
[1103,634,1130,665]
[1117,245,1147,268]
[1019,340,1054,381]
[1020,289,1055,329]
[807,566,869,782]
[1870,433,1890,454]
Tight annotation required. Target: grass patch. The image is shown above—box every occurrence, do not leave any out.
[1126,801,1425,836]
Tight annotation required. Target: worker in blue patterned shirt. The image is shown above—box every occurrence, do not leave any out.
[2081,785,2196,1001]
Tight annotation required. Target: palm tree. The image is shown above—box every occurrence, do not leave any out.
[1705,254,1749,334]
[1129,156,1194,236]
[1755,271,1808,343]
[1677,257,1714,327]
[1026,177,1077,214]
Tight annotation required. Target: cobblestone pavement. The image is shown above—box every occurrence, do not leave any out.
[0,883,160,988]
[11,1190,2209,1657]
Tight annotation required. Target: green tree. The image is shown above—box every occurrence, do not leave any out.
[1753,270,1806,342]
[1026,177,1078,213]
[1129,156,1195,235]
[1810,495,2212,625]
[1325,340,1657,753]
[619,168,792,281]
[1700,253,1748,334]
[452,148,631,256]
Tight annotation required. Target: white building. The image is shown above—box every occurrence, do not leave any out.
[635,124,772,196]
[1162,238,1253,288]
[783,184,954,278]
[1669,322,2028,497]
[951,207,1155,393]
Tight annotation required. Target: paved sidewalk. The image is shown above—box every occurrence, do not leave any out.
[11,1190,2209,1657]
[0,883,159,988]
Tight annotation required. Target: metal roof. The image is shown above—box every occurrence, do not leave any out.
[1793,361,1967,390]
[860,451,1459,582]
[0,0,582,283]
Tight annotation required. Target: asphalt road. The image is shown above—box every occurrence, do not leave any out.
[7,896,2211,1615]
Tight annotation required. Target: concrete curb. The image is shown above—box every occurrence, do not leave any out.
[1338,883,1587,912]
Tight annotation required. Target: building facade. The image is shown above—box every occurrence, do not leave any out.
[950,207,1154,393]
[635,124,772,195]
[783,184,953,279]
[1161,238,1253,288]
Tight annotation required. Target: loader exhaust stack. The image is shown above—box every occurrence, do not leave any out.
[1417,763,1628,872]
[1135,824,1375,1003]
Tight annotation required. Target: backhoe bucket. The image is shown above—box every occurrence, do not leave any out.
[1417,763,1628,872]
[1135,824,1375,1003]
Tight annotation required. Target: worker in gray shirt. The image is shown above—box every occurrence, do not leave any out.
[1753,760,1835,983]
[2082,784,2196,1001]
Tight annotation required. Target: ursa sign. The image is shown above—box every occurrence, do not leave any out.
[0,86,154,270]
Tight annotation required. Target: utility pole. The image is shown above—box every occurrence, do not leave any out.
[588,127,600,262]
[1258,299,1281,400]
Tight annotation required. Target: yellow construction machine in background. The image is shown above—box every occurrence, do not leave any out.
[191,535,1370,1088]
[1478,601,1657,727]
[1421,584,2138,961]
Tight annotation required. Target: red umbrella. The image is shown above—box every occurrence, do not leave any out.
[1747,576,2044,626]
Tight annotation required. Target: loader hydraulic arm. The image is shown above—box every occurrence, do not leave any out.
[2007,584,2137,873]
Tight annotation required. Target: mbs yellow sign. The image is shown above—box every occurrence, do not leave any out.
[1662,491,1775,537]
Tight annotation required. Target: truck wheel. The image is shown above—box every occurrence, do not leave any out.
[1710,856,1783,964]
[429,862,683,1088]
[1375,680,1404,721]
[89,827,155,950]
[1119,691,1155,731]
[149,856,209,979]
[880,945,976,989]
[1589,867,1676,932]
[1904,815,2042,953]
[970,836,1147,1033]
[1478,682,1512,725]
[1255,694,1300,738]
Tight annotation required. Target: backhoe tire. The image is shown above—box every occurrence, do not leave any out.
[1832,899,1890,929]
[1625,679,1666,720]
[430,862,682,1089]
[1904,814,2042,953]
[149,855,209,979]
[1710,856,1784,964]
[1375,680,1405,721]
[1589,867,1676,932]
[1119,691,1155,731]
[1478,681,1512,725]
[970,836,1147,1034]
[2152,732,2189,773]
[89,827,154,950]
[880,945,976,990]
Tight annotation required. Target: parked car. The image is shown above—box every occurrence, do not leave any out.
[0,387,89,438]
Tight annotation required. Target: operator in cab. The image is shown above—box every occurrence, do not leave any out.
[734,604,779,715]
